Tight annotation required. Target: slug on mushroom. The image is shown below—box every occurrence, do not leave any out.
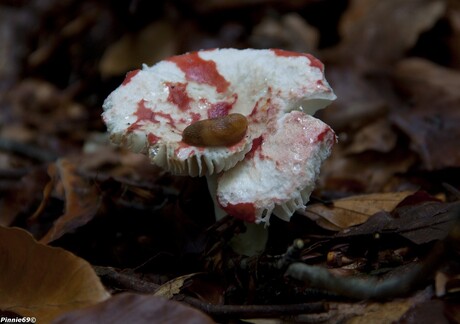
[102,48,336,225]
[182,113,248,147]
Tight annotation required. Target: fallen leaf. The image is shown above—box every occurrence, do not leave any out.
[336,0,446,69]
[249,12,319,53]
[396,299,450,324]
[36,158,101,244]
[319,135,417,195]
[99,20,176,77]
[393,58,460,104]
[345,118,397,154]
[316,66,388,133]
[52,292,214,324]
[338,197,459,245]
[0,226,109,322]
[347,299,413,324]
[302,191,415,231]
[153,273,200,299]
[323,288,432,323]
[390,201,458,244]
[391,58,460,169]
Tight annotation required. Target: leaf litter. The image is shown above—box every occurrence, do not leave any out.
[1,0,460,322]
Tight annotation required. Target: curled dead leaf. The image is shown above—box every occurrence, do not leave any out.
[301,191,415,231]
[31,158,101,244]
[0,226,109,323]
[336,193,458,245]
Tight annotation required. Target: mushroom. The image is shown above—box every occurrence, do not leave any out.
[102,48,336,225]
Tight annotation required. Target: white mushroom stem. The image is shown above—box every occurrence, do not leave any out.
[207,173,269,257]
[205,174,226,221]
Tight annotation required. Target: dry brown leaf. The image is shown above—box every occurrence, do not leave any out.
[336,0,446,68]
[99,20,176,77]
[37,158,101,244]
[316,66,388,133]
[347,299,414,324]
[393,57,460,103]
[345,118,397,154]
[302,191,415,231]
[396,299,452,324]
[153,273,200,299]
[52,292,214,324]
[313,288,433,323]
[319,142,417,194]
[249,12,319,53]
[0,226,109,323]
[337,197,457,245]
[392,58,460,169]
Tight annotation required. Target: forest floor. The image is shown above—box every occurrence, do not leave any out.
[1,0,460,323]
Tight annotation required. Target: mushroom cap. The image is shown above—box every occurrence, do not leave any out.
[217,111,336,224]
[102,48,335,177]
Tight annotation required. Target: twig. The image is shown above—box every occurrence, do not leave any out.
[177,295,327,319]
[286,205,460,300]
[93,265,159,293]
[93,265,327,318]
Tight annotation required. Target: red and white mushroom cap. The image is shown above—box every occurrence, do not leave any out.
[103,48,336,223]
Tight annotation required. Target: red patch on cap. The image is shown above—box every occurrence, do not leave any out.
[128,100,153,131]
[128,99,176,132]
[208,102,232,118]
[189,112,201,123]
[316,80,325,87]
[250,89,272,118]
[166,82,192,111]
[249,101,260,117]
[305,54,324,71]
[122,69,140,86]
[223,202,256,223]
[207,94,238,118]
[271,49,324,71]
[316,127,335,144]
[147,133,160,144]
[168,52,230,93]
[245,136,263,160]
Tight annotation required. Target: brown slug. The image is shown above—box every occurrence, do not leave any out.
[182,113,248,147]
